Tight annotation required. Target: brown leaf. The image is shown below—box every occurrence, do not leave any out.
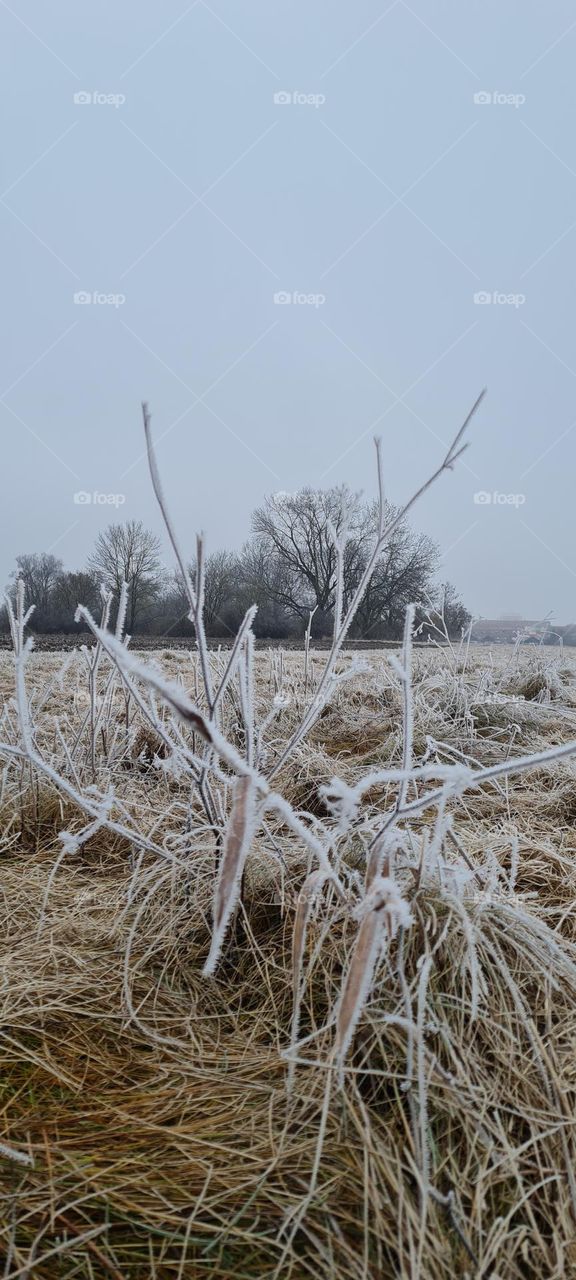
[159,688,214,744]
[292,871,328,1004]
[335,908,385,1074]
[203,775,257,975]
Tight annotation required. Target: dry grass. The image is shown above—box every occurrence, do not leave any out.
[1,642,576,1277]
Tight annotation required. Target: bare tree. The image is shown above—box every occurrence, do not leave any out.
[87,520,162,631]
[51,571,102,629]
[417,581,471,640]
[237,540,298,637]
[439,582,471,637]
[8,553,64,628]
[351,503,439,638]
[163,551,242,636]
[251,487,367,632]
[196,550,238,634]
[251,486,440,637]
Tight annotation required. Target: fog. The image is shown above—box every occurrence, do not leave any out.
[2,1,575,621]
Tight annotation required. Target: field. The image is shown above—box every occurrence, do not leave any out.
[2,634,576,1279]
[0,635,438,652]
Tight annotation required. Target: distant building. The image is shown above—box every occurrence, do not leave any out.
[471,618,576,644]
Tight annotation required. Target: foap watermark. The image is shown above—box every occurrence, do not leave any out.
[73,90,126,108]
[273,90,325,108]
[73,290,126,308]
[476,694,525,706]
[74,491,126,508]
[72,887,125,907]
[269,884,339,908]
[274,290,326,308]
[473,290,525,308]
[473,90,525,108]
[474,491,526,507]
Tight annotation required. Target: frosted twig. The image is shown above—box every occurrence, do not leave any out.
[270,393,485,778]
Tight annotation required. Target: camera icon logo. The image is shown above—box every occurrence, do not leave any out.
[73,291,92,305]
[73,91,92,105]
[473,91,492,105]
[274,291,292,305]
[73,491,92,505]
[473,491,492,505]
[273,91,292,105]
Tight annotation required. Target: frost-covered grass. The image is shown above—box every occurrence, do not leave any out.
[3,401,576,1277]
[3,639,576,1277]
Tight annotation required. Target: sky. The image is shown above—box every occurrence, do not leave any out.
[2,0,576,622]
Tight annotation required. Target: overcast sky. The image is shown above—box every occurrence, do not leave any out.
[2,1,576,621]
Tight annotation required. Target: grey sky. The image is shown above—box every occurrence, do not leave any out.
[2,1,576,621]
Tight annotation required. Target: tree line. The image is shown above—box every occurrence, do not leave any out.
[2,485,470,640]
